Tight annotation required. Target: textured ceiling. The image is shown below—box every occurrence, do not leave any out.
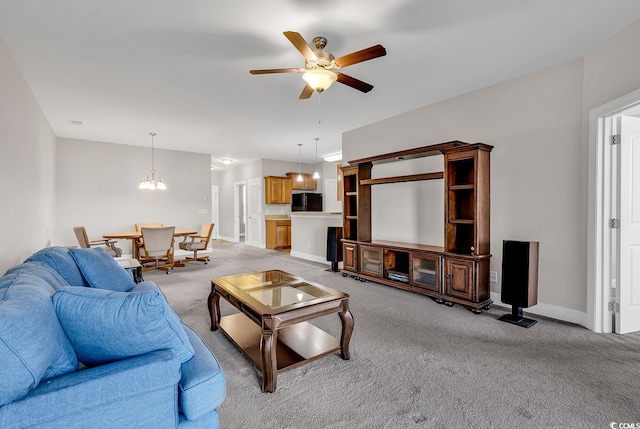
[2,0,640,169]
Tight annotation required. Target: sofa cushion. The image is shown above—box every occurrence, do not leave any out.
[25,247,86,286]
[3,261,69,291]
[53,287,194,366]
[69,248,135,292]
[179,325,226,420]
[0,272,78,406]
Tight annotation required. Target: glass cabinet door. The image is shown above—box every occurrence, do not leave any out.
[360,246,382,277]
[411,253,440,292]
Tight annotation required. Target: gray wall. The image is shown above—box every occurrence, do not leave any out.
[56,138,211,254]
[0,35,57,274]
[343,18,640,319]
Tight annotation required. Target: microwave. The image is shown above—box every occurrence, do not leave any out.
[291,192,323,211]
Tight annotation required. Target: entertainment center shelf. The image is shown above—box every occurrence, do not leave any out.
[360,171,444,186]
[340,141,493,313]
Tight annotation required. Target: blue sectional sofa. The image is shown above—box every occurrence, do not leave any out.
[0,246,226,429]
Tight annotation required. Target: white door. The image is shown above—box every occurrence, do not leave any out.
[246,178,262,248]
[617,115,640,334]
[324,179,342,212]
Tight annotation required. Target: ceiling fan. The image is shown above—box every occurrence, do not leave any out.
[250,31,386,99]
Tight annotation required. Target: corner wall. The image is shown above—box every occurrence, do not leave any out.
[0,35,56,273]
[342,18,640,326]
[344,58,585,318]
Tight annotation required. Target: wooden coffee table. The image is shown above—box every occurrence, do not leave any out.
[209,270,353,392]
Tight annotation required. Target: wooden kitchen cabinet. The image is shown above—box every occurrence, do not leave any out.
[266,219,291,250]
[264,176,292,204]
[286,172,317,191]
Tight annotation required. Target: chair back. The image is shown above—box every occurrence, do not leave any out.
[200,222,215,246]
[73,226,91,248]
[140,226,175,258]
[135,223,163,233]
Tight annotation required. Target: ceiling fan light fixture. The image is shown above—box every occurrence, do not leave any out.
[302,68,337,92]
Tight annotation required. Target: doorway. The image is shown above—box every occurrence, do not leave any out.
[588,87,640,333]
[233,181,246,243]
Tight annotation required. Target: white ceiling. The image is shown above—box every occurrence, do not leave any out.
[2,0,640,169]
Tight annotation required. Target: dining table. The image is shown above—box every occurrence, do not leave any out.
[103,229,198,262]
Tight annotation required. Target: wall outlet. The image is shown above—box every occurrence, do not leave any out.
[489,271,498,283]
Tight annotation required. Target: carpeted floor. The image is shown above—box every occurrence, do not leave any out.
[145,242,640,429]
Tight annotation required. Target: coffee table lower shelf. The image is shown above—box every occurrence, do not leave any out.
[219,312,341,373]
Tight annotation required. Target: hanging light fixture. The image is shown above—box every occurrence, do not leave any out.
[297,143,303,182]
[302,69,337,93]
[312,137,320,179]
[138,132,166,190]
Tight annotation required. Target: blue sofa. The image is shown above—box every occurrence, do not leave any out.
[0,246,226,429]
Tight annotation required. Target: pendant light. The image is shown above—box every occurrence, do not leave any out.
[297,143,303,182]
[312,137,320,179]
[138,133,166,190]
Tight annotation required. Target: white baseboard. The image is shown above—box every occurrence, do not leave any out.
[490,292,588,328]
[290,251,331,265]
[218,235,237,242]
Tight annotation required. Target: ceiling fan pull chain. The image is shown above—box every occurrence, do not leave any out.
[317,92,322,126]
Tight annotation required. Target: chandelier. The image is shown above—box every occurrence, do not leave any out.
[138,133,166,190]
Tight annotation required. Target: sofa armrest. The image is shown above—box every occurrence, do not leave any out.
[0,350,181,429]
[179,325,226,420]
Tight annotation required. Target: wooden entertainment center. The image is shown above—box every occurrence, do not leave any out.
[340,141,493,313]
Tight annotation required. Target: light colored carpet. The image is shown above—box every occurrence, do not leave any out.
[145,242,640,429]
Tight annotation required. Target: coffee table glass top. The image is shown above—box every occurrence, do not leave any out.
[213,269,342,311]
[216,270,299,289]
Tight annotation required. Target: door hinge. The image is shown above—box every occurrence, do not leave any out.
[611,134,620,145]
[609,218,619,228]
[609,301,620,312]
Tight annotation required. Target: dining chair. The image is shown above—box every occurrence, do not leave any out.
[178,222,215,265]
[73,226,122,257]
[138,226,175,273]
[134,222,163,257]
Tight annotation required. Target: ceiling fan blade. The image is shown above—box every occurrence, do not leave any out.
[334,44,386,68]
[299,84,314,99]
[249,68,302,75]
[337,73,374,93]
[283,31,316,60]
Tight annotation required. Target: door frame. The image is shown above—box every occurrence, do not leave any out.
[588,87,640,333]
[211,185,219,241]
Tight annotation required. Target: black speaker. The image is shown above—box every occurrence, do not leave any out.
[326,227,343,272]
[499,240,539,328]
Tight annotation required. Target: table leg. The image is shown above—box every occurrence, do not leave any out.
[339,301,354,360]
[208,291,221,331]
[260,321,278,393]
[131,239,139,260]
